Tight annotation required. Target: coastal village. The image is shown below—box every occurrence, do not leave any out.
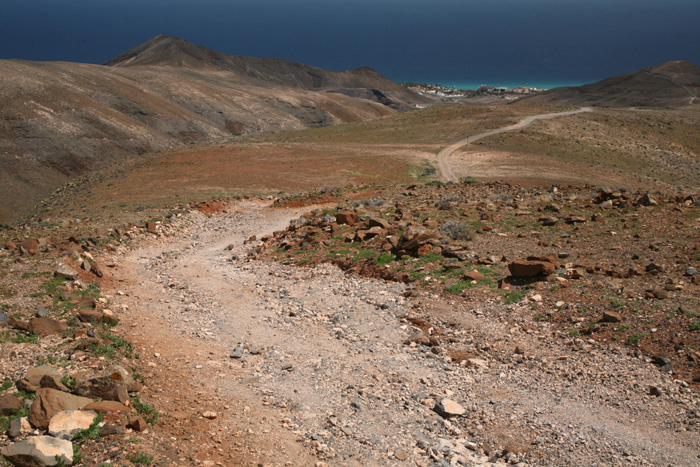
[405,82,544,98]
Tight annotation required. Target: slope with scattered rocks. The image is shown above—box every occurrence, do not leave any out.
[2,182,700,466]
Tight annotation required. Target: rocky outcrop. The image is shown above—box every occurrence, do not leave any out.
[0,436,73,467]
[29,389,93,430]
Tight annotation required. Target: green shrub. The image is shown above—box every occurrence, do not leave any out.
[352,249,374,263]
[131,397,160,424]
[129,452,153,465]
[503,290,527,304]
[373,252,396,266]
[628,332,647,346]
[446,280,472,295]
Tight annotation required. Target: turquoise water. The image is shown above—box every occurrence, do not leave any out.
[432,80,591,91]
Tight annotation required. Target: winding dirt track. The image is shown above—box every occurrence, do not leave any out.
[112,201,700,466]
[437,108,593,182]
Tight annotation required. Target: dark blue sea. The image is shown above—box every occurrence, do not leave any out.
[1,0,698,92]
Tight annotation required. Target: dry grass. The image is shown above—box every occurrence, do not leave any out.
[28,104,700,227]
[35,142,425,225]
[249,104,574,145]
[471,107,700,190]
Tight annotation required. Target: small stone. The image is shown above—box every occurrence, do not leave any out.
[649,386,663,397]
[686,267,698,276]
[539,216,558,226]
[649,289,668,300]
[652,356,673,373]
[463,270,485,282]
[202,411,217,420]
[638,193,658,206]
[602,311,622,323]
[99,424,123,437]
[466,358,488,370]
[230,346,244,359]
[395,450,409,461]
[35,307,49,318]
[433,398,466,418]
[54,263,79,280]
[127,416,148,432]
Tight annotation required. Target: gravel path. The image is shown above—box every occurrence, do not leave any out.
[115,201,700,466]
[437,108,592,182]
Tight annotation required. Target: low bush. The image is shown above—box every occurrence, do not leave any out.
[439,221,471,241]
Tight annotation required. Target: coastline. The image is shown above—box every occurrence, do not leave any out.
[421,80,590,91]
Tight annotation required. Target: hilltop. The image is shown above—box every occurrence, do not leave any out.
[105,35,419,102]
[519,61,700,107]
[0,36,429,223]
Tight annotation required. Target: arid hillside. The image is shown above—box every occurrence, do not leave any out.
[105,35,421,105]
[0,36,429,223]
[520,61,700,107]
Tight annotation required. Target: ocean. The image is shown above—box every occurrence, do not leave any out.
[431,80,591,91]
[1,0,697,92]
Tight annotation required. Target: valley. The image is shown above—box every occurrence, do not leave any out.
[1,40,700,466]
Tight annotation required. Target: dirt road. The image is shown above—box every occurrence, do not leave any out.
[437,108,593,182]
[108,200,700,466]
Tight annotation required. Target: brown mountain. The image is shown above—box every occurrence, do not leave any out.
[0,36,429,222]
[519,61,700,107]
[105,35,418,102]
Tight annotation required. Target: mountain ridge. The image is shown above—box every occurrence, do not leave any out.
[518,60,700,107]
[104,35,417,101]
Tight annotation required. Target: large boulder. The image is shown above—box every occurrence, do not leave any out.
[508,259,556,277]
[74,365,134,401]
[0,436,73,466]
[48,410,97,440]
[336,212,358,226]
[0,394,23,416]
[27,318,68,337]
[29,388,93,430]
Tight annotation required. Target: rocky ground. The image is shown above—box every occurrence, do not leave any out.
[1,180,700,466]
